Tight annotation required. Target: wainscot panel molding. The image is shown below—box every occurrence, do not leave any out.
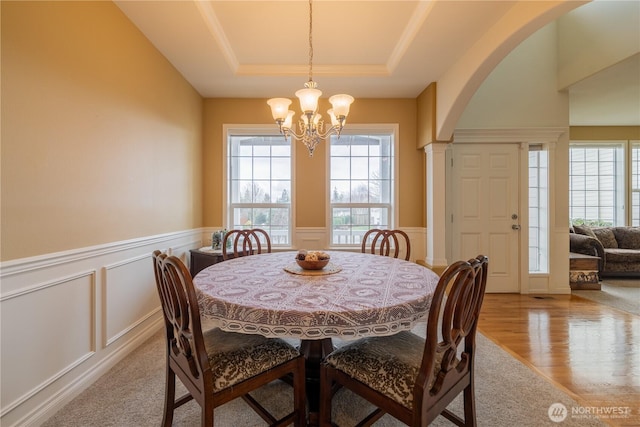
[0,229,203,427]
[402,227,427,264]
[103,254,161,347]
[0,270,96,418]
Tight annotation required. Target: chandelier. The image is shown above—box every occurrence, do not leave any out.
[267,0,354,157]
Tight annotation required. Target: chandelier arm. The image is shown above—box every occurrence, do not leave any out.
[280,126,306,141]
[315,125,343,140]
[280,124,342,141]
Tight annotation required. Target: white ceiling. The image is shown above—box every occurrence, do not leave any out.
[569,53,640,126]
[115,0,640,126]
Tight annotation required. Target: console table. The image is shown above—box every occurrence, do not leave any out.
[189,248,232,277]
[569,252,601,290]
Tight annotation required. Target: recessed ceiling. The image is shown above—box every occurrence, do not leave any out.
[115,0,639,126]
[114,0,513,99]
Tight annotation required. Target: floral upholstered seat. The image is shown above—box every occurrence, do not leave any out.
[204,328,300,392]
[324,331,448,408]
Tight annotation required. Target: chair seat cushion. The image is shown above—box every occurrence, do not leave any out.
[324,331,431,408]
[203,328,300,392]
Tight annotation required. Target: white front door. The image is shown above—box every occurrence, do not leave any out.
[451,143,521,292]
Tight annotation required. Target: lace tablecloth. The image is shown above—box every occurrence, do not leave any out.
[193,251,439,340]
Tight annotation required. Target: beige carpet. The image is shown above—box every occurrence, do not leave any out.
[573,278,640,316]
[42,323,606,427]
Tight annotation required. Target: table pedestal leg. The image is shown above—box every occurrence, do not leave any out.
[299,338,334,427]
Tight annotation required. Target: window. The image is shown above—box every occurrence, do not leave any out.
[329,129,395,246]
[227,132,292,245]
[632,142,640,226]
[569,143,625,226]
[529,147,548,273]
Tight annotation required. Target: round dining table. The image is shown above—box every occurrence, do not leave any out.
[193,250,439,425]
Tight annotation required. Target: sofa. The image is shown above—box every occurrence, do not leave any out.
[569,225,640,277]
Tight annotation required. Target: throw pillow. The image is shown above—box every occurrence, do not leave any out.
[573,224,597,239]
[592,228,618,248]
[612,227,640,249]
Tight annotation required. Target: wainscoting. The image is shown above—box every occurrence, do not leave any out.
[0,230,202,427]
[0,226,428,426]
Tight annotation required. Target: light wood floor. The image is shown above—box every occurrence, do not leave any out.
[478,292,639,427]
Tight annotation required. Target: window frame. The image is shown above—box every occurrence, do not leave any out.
[631,141,640,226]
[325,124,399,248]
[528,145,549,274]
[569,141,628,227]
[223,125,295,247]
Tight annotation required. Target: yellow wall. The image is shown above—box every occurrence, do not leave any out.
[570,126,640,140]
[1,1,424,261]
[1,1,203,261]
[203,98,425,229]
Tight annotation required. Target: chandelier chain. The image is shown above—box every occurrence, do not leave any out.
[266,0,353,157]
[308,0,313,83]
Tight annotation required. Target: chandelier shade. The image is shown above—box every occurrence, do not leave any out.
[267,0,354,157]
[266,98,292,121]
[328,94,354,118]
[295,87,323,113]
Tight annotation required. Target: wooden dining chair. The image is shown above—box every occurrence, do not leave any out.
[151,250,306,427]
[319,255,489,427]
[361,229,411,261]
[222,228,272,260]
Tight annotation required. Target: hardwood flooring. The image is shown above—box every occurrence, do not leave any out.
[477,292,639,427]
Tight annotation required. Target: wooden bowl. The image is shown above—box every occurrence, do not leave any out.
[296,259,330,270]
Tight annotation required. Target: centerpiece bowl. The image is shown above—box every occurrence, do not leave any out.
[295,250,330,270]
[296,259,330,270]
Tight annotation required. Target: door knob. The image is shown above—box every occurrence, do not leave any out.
[512,224,521,230]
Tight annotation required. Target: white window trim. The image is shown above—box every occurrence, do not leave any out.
[528,145,549,274]
[324,123,400,249]
[569,141,627,226]
[629,140,640,226]
[223,124,296,248]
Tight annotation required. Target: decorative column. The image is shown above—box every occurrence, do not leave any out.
[424,142,448,273]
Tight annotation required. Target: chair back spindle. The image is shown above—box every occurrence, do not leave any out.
[361,229,411,261]
[223,228,272,260]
